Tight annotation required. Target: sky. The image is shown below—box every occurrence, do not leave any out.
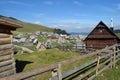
[0,0,120,33]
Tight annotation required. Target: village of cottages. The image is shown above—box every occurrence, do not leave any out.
[13,31,87,53]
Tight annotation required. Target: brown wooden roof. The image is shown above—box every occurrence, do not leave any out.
[0,19,22,30]
[84,21,120,40]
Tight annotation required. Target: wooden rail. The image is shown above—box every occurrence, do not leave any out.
[0,44,120,80]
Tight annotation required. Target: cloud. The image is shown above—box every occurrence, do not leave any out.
[34,21,41,25]
[44,1,54,5]
[49,19,97,32]
[52,24,94,33]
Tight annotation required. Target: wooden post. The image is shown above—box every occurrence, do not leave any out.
[110,50,113,68]
[96,53,100,76]
[51,69,57,78]
[57,63,62,80]
[113,46,116,68]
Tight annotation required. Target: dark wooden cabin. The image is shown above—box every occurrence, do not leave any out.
[0,19,22,78]
[84,21,120,50]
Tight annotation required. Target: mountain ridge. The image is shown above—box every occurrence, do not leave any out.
[0,15,53,33]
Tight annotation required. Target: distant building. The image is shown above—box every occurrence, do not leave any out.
[84,21,120,50]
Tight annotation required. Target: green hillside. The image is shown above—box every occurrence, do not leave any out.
[0,15,53,33]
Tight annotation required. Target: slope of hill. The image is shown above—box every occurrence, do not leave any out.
[0,15,53,32]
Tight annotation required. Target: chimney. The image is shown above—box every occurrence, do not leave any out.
[110,18,114,31]
[110,27,114,31]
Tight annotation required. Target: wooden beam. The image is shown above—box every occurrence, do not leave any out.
[0,44,13,50]
[96,54,100,76]
[0,49,12,56]
[0,64,14,72]
[0,34,10,38]
[0,53,13,62]
[57,64,62,80]
[0,59,14,67]
[0,68,15,78]
[0,38,11,45]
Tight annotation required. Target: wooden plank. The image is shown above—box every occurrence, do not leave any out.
[0,68,15,78]
[0,44,13,50]
[0,64,14,72]
[0,34,10,38]
[97,63,111,76]
[88,63,111,80]
[0,38,11,45]
[57,54,111,80]
[58,64,62,80]
[0,49,12,56]
[75,66,96,80]
[113,47,116,68]
[0,53,13,62]
[116,53,120,59]
[51,58,97,80]
[96,54,100,76]
[88,74,96,80]
[1,63,58,80]
[0,59,14,67]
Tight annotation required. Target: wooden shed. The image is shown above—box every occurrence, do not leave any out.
[84,21,120,50]
[0,19,22,78]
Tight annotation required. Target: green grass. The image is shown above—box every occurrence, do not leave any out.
[0,15,53,33]
[15,48,81,71]
[116,33,120,38]
[17,22,53,32]
[14,49,94,80]
[94,61,120,80]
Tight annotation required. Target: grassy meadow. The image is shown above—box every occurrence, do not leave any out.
[94,61,120,80]
[0,15,53,33]
[15,49,81,71]
[14,49,94,80]
[116,33,120,38]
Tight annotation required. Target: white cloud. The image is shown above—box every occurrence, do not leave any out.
[49,19,97,32]
[34,21,41,25]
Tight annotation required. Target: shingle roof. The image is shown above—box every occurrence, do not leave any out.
[0,19,22,30]
[84,21,120,40]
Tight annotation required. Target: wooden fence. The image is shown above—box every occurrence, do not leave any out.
[0,44,120,80]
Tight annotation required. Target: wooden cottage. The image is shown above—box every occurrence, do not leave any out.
[0,19,22,77]
[84,21,120,50]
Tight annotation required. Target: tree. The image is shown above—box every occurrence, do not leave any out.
[53,28,69,35]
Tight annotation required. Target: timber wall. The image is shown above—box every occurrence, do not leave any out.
[0,33,16,78]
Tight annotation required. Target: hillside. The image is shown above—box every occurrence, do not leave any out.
[0,15,53,33]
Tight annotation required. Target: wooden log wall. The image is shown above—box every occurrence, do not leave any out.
[0,33,16,78]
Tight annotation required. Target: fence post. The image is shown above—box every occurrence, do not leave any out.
[96,53,100,76]
[110,50,113,68]
[51,69,58,79]
[58,63,62,80]
[113,46,116,68]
